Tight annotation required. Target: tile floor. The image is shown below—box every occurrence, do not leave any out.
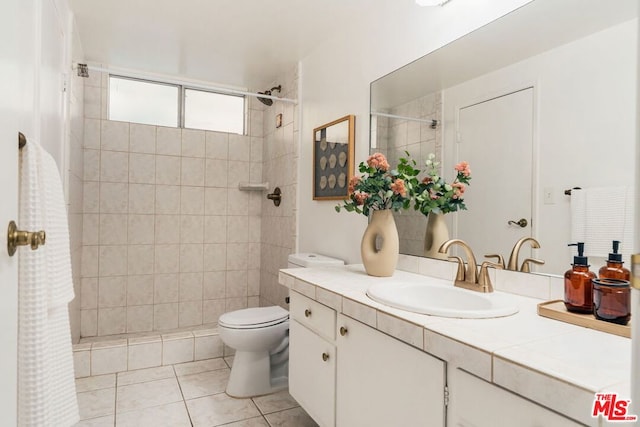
[74,357,318,427]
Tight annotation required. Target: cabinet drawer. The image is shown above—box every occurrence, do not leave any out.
[290,291,336,341]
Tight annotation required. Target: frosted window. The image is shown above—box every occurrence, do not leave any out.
[109,76,179,127]
[184,89,245,134]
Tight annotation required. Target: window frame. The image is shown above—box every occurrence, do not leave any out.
[108,75,247,135]
[181,86,247,135]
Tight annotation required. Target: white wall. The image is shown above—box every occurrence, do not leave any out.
[298,0,532,264]
[443,19,637,273]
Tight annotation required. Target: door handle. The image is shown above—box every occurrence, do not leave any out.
[508,218,528,228]
[7,221,46,256]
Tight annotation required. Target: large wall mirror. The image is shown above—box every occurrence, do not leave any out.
[370,0,638,275]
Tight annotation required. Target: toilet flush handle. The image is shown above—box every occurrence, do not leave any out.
[304,309,312,317]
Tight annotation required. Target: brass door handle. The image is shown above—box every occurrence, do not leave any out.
[304,309,312,317]
[322,352,329,362]
[339,326,348,336]
[7,220,46,257]
[508,218,528,228]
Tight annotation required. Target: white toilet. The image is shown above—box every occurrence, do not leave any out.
[218,252,344,398]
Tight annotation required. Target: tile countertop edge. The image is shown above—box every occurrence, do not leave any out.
[278,266,632,425]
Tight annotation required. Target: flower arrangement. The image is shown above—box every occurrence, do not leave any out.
[335,152,419,217]
[413,153,472,216]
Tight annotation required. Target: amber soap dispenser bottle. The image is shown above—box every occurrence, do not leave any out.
[598,240,630,280]
[564,242,596,313]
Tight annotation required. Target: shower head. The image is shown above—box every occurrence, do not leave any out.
[257,85,282,107]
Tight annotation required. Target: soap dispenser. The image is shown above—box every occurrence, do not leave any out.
[598,240,630,280]
[564,242,596,313]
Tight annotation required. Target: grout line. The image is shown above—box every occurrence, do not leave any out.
[112,371,118,427]
[171,364,195,427]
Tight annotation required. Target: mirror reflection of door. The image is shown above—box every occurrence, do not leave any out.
[455,87,534,265]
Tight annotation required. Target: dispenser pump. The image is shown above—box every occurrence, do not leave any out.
[607,240,623,263]
[568,242,588,266]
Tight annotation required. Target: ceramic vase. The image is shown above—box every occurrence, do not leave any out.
[361,209,399,277]
[424,212,449,260]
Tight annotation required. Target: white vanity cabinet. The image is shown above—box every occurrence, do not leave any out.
[289,292,337,427]
[448,368,582,427]
[335,313,446,426]
[289,291,446,427]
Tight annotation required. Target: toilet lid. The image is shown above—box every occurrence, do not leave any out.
[219,306,289,329]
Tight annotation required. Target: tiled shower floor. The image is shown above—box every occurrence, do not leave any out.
[74,357,318,427]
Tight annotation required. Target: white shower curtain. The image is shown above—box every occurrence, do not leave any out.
[18,140,79,426]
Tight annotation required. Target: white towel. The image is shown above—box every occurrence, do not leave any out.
[18,141,79,426]
[570,186,635,258]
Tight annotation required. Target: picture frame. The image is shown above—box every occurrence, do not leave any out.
[312,115,355,200]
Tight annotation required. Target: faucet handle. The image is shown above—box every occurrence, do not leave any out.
[448,256,466,281]
[484,254,505,269]
[478,261,503,292]
[520,258,545,273]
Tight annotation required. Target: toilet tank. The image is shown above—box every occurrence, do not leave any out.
[287,253,344,268]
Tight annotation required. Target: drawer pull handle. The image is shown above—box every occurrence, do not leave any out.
[304,309,312,317]
[322,352,329,362]
[339,326,348,336]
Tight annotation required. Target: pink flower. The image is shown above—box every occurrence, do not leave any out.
[454,161,471,177]
[348,175,361,194]
[421,176,432,184]
[452,182,465,199]
[429,189,439,200]
[353,191,369,206]
[367,153,390,171]
[390,179,406,197]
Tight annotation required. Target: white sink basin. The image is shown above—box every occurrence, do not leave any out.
[366,278,519,319]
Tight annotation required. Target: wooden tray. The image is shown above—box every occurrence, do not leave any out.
[537,300,630,338]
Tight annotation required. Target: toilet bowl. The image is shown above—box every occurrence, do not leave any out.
[218,252,344,398]
[219,306,290,398]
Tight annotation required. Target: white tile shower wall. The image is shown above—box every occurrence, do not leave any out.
[382,92,442,258]
[260,66,299,309]
[80,72,264,337]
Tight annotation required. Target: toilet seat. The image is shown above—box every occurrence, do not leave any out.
[219,306,289,330]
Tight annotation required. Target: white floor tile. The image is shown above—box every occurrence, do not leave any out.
[75,374,116,393]
[264,407,319,427]
[174,358,228,376]
[73,414,115,426]
[77,388,116,420]
[177,369,230,400]
[224,356,234,368]
[117,365,175,386]
[186,393,261,426]
[74,357,314,427]
[115,401,191,427]
[116,377,183,413]
[221,417,270,427]
[252,390,299,415]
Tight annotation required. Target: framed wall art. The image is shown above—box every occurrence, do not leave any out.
[312,115,355,200]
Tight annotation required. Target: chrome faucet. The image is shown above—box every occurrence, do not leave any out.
[507,237,545,272]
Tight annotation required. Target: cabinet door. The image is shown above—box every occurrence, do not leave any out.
[289,319,336,427]
[448,368,582,427]
[336,314,446,427]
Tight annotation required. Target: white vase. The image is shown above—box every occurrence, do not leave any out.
[424,212,449,260]
[361,210,399,277]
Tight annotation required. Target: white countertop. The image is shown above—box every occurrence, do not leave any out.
[279,264,632,426]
